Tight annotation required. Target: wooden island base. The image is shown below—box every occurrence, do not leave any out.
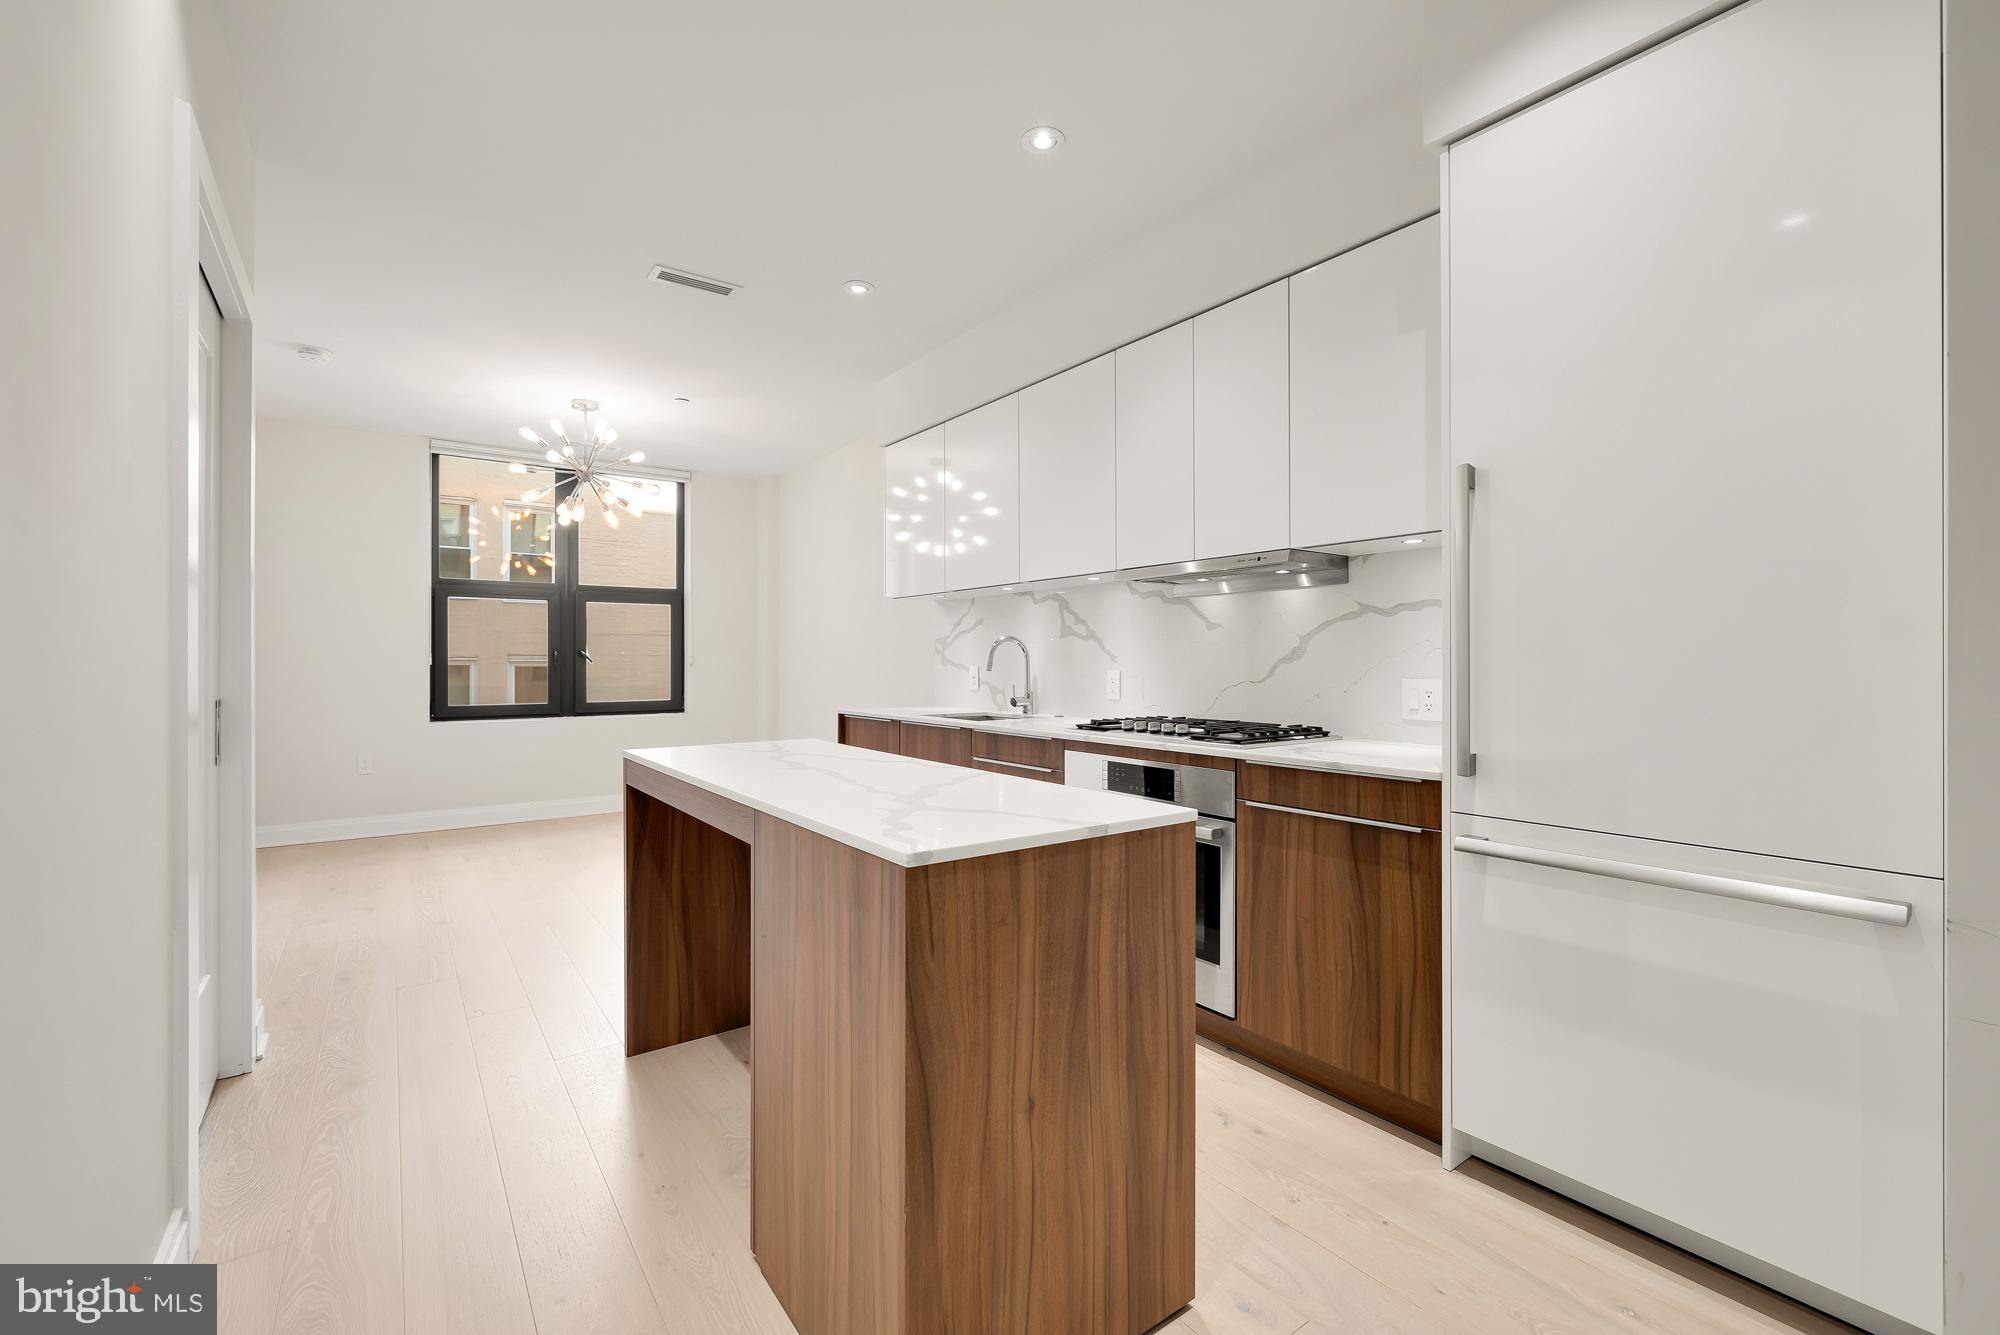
[624,758,1195,1335]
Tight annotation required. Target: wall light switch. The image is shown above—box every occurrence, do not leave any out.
[357,755,374,776]
[1401,679,1443,721]
[966,666,980,691]
[1106,669,1121,701]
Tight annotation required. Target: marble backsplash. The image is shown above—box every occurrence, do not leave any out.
[928,548,1443,743]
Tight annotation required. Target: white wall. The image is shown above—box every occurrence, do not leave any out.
[0,0,252,1262]
[1946,1,2000,1326]
[768,438,934,739]
[254,419,769,840]
[774,89,1440,738]
[1421,0,1736,144]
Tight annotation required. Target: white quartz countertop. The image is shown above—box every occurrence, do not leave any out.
[625,738,1195,869]
[844,707,1444,781]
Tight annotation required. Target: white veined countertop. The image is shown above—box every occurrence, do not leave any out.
[625,737,1195,869]
[842,707,1444,782]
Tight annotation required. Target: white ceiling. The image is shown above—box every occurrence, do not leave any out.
[218,0,1418,475]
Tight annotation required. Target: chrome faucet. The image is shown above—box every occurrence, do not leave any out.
[985,636,1033,714]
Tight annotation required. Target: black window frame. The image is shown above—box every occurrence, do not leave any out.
[429,452,686,721]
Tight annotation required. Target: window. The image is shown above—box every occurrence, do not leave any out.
[446,659,477,706]
[438,498,473,578]
[508,656,549,705]
[430,451,685,719]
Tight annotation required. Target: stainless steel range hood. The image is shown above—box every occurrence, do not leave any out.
[1126,548,1349,598]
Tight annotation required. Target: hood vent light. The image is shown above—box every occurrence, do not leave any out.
[647,264,742,297]
[1128,548,1349,598]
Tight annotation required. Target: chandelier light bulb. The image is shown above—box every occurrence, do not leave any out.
[624,451,644,464]
[544,449,561,463]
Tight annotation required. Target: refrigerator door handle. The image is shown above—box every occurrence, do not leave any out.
[1452,462,1476,778]
[1453,835,1911,927]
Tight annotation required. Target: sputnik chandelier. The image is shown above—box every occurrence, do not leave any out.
[515,398,658,527]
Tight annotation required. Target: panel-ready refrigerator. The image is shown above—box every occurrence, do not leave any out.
[1444,0,1944,1330]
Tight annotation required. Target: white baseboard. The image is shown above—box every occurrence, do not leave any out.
[154,1208,190,1264]
[256,795,622,848]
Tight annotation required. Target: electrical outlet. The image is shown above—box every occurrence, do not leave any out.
[966,666,980,691]
[357,755,374,776]
[1401,679,1443,721]
[1106,669,1122,702]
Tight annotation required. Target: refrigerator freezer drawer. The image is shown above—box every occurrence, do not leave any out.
[1452,816,1942,1332]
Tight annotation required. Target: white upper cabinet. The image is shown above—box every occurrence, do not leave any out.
[1019,354,1116,581]
[1115,321,1195,569]
[1290,217,1440,546]
[1194,282,1290,557]
[882,426,945,597]
[941,394,1019,590]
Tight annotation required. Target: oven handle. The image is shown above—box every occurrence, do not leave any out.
[1243,800,1429,836]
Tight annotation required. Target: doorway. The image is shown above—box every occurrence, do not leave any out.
[166,100,258,1263]
[195,271,224,1114]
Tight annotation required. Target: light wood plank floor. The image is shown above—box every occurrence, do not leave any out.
[199,815,1857,1335]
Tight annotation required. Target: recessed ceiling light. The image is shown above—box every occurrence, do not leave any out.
[1086,575,1100,581]
[844,280,874,296]
[1401,537,1425,545]
[1022,125,1065,153]
[296,345,333,364]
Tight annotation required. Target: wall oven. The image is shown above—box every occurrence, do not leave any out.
[1065,751,1237,1018]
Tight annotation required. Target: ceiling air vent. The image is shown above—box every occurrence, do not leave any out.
[647,264,742,297]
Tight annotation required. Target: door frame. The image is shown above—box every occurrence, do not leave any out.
[166,100,257,1263]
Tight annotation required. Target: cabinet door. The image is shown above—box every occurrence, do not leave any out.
[941,396,1019,590]
[1290,216,1440,546]
[1448,0,1941,876]
[1194,283,1289,558]
[1235,801,1441,1111]
[883,427,945,597]
[1019,354,1116,581]
[1115,321,1194,569]
[1453,814,1943,1331]
[838,714,899,754]
[897,721,971,767]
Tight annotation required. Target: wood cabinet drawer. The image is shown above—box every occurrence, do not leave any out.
[838,714,900,754]
[1235,800,1442,1117]
[967,731,1064,780]
[898,720,972,767]
[1241,763,1440,829]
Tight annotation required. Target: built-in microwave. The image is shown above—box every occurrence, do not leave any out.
[1064,750,1237,1018]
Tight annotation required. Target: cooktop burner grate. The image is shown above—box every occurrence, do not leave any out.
[1074,716,1336,746]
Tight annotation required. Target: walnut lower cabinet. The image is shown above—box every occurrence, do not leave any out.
[1230,798,1443,1139]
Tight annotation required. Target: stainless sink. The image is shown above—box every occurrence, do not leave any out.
[932,711,1034,722]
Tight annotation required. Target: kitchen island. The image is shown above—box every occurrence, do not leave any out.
[622,738,1197,1335]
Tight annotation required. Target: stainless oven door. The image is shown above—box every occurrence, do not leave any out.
[1193,817,1236,1018]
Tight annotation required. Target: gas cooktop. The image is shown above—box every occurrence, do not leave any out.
[1074,716,1337,746]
